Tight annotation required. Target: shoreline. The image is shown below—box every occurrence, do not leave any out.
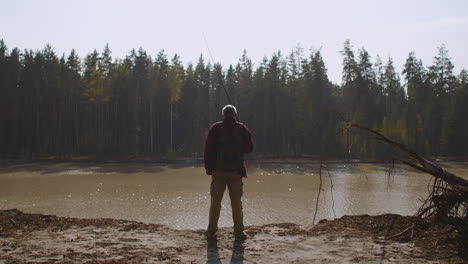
[1,209,465,263]
[1,155,468,166]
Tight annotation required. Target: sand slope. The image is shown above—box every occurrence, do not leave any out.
[0,210,465,263]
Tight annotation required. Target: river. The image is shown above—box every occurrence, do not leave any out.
[0,161,466,229]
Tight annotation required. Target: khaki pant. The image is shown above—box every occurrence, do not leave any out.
[207,171,244,235]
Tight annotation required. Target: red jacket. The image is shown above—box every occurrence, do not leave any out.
[204,117,254,177]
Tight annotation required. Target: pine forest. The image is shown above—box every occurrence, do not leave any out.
[1,39,467,160]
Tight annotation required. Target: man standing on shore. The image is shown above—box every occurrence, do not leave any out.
[204,105,254,240]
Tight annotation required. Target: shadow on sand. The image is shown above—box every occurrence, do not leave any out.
[207,238,245,264]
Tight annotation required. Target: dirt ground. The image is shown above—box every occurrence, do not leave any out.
[0,209,466,264]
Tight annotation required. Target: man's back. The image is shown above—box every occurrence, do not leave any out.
[204,119,253,177]
[203,105,253,240]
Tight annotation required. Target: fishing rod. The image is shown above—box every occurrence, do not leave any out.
[203,34,234,106]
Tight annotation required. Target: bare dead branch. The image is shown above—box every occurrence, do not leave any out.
[386,224,415,240]
[326,165,337,218]
[313,163,324,224]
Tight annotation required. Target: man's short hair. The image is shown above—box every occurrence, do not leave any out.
[222,105,237,117]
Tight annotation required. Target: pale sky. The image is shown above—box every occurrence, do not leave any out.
[2,0,467,84]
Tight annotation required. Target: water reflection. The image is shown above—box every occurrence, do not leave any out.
[0,161,466,229]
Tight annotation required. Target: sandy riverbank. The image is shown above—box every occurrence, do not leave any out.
[0,209,465,264]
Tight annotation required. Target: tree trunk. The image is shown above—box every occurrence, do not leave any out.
[170,103,173,152]
[150,98,153,154]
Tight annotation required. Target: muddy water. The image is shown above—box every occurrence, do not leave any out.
[0,161,467,229]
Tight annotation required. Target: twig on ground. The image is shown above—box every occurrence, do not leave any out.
[410,224,414,240]
[386,224,414,240]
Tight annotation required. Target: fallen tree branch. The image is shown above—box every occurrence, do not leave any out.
[392,158,430,175]
[335,110,468,225]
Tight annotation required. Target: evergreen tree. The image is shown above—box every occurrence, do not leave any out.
[383,57,405,118]
[445,70,468,154]
[427,45,456,154]
[403,51,427,152]
[428,45,456,98]
[167,54,184,152]
[179,63,198,155]
[235,50,254,123]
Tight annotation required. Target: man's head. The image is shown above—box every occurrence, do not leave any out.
[222,105,238,119]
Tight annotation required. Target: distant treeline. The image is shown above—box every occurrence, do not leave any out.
[0,39,467,160]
